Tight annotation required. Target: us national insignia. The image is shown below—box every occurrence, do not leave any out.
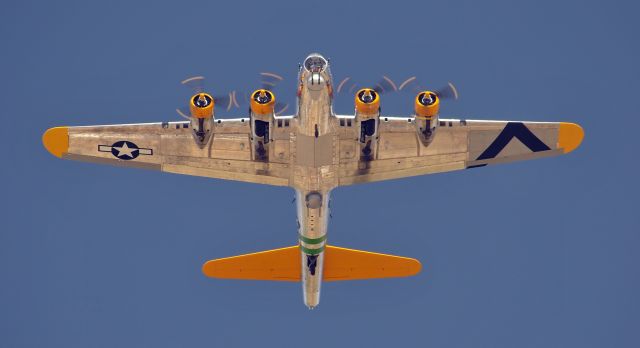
[98,141,153,160]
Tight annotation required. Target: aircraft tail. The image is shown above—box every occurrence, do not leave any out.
[202,245,421,281]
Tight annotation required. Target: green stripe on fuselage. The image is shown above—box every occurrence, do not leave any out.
[299,244,325,255]
[299,234,327,245]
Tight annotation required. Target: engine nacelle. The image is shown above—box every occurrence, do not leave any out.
[414,91,440,146]
[189,93,214,146]
[249,89,276,161]
[354,88,380,160]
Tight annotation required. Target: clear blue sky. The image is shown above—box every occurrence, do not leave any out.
[1,0,638,347]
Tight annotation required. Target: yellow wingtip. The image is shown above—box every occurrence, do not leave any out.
[558,122,584,154]
[42,127,69,158]
[408,258,423,276]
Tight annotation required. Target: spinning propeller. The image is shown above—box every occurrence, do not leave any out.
[177,73,290,119]
[336,75,459,101]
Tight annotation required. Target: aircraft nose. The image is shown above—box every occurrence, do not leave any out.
[305,52,325,60]
[306,73,326,91]
[303,53,328,73]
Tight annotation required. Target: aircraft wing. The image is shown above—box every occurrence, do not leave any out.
[42,119,292,186]
[337,118,584,186]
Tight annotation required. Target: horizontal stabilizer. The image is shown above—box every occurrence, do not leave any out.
[202,246,300,281]
[323,246,422,281]
[202,245,421,281]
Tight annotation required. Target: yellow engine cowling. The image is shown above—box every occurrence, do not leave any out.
[189,93,214,119]
[250,89,276,116]
[354,88,380,119]
[415,91,439,119]
[414,91,440,146]
[188,93,214,146]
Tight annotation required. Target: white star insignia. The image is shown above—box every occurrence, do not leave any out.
[113,142,137,158]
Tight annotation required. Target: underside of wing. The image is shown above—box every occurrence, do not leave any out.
[42,119,292,186]
[465,121,583,168]
[337,118,584,186]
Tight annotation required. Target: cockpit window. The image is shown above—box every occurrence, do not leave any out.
[304,55,327,73]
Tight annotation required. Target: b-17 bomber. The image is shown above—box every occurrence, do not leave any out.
[43,53,584,309]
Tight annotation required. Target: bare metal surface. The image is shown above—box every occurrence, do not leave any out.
[59,54,567,308]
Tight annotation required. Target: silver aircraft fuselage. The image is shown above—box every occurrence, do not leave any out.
[293,53,335,308]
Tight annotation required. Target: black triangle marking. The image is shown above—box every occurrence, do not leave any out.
[476,122,551,161]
